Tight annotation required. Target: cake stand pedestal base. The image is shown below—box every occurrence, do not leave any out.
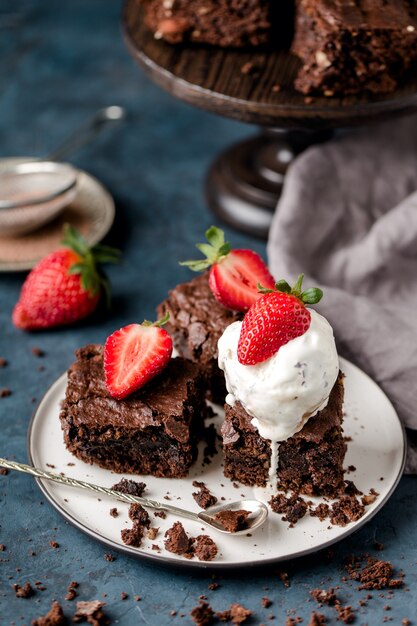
[205,128,331,239]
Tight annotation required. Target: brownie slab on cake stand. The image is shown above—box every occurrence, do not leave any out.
[122,0,417,238]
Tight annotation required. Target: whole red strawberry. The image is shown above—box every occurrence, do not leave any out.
[12,225,120,330]
[180,226,275,311]
[104,314,173,399]
[237,275,323,365]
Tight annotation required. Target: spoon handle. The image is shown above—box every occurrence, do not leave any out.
[0,457,199,522]
[46,106,126,162]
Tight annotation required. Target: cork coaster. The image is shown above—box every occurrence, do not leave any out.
[0,166,115,272]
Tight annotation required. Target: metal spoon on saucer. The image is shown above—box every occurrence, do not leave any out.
[0,458,268,535]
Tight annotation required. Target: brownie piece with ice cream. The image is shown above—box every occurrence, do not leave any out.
[218,308,347,497]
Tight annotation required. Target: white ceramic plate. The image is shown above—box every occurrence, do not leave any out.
[28,357,406,569]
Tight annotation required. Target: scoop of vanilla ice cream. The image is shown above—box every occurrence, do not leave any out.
[217,309,339,442]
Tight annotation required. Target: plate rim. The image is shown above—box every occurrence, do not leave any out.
[27,357,407,570]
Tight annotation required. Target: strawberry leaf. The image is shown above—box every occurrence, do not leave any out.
[275,279,291,294]
[179,259,211,272]
[301,288,323,304]
[205,226,224,248]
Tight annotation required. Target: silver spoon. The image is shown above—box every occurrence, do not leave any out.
[45,105,126,162]
[0,458,268,536]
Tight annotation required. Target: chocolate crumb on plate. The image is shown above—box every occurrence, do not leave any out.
[214,509,250,532]
[154,510,166,519]
[32,600,67,626]
[109,508,118,518]
[111,478,146,497]
[73,600,109,625]
[310,503,330,521]
[194,535,218,562]
[216,603,252,623]
[192,481,218,509]
[330,496,365,526]
[13,582,34,598]
[269,493,308,525]
[147,527,158,540]
[164,521,193,558]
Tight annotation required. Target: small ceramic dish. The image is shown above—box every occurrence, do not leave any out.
[0,161,78,236]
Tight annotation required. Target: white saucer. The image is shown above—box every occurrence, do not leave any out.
[28,357,406,569]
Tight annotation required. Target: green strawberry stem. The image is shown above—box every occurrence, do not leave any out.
[257,274,323,305]
[142,313,170,328]
[62,224,121,306]
[179,226,231,271]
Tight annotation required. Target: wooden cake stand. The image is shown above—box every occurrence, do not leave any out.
[123,0,417,238]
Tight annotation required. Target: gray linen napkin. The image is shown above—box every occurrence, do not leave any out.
[267,115,417,473]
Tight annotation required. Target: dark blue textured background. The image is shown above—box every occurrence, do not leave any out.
[0,1,416,624]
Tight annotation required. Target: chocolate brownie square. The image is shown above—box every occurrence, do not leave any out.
[292,0,417,95]
[221,372,346,497]
[157,273,242,403]
[138,0,272,47]
[60,345,207,477]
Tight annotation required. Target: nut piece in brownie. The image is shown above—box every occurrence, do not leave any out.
[157,273,241,402]
[60,345,207,477]
[221,373,346,497]
[138,0,272,47]
[292,0,417,95]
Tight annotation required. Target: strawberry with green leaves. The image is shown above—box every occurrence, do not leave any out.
[237,274,323,365]
[12,225,121,330]
[104,314,173,399]
[180,226,275,311]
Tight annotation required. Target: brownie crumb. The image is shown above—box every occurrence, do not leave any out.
[310,588,337,606]
[191,600,215,626]
[402,620,411,626]
[31,347,45,357]
[32,600,67,626]
[194,535,218,562]
[0,544,5,551]
[336,604,355,623]
[164,521,193,557]
[121,524,145,547]
[154,510,166,519]
[240,61,257,75]
[0,357,8,367]
[109,508,118,518]
[147,527,159,540]
[346,555,404,590]
[73,600,109,625]
[0,387,11,398]
[104,553,115,562]
[330,496,365,526]
[361,491,378,506]
[310,503,330,521]
[112,478,146,497]
[262,597,272,608]
[216,603,252,623]
[128,503,150,527]
[65,581,78,601]
[121,592,128,600]
[49,541,59,549]
[308,612,327,626]
[13,582,34,598]
[277,571,290,588]
[214,509,250,532]
[208,582,219,590]
[0,468,8,476]
[269,493,308,525]
[192,481,217,509]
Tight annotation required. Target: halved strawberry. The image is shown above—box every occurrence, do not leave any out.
[180,226,274,311]
[104,315,173,399]
[237,275,323,365]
